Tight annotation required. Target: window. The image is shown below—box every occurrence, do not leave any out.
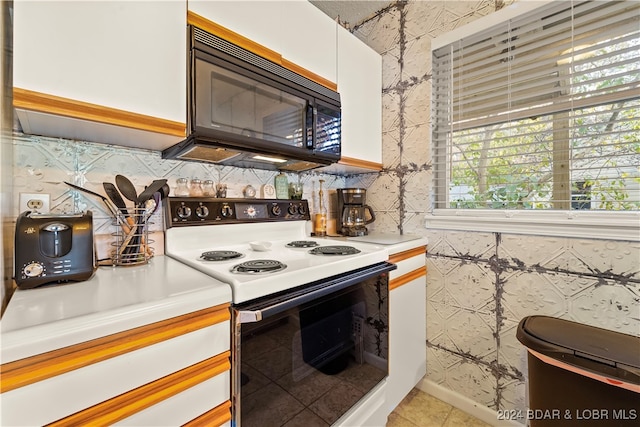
[432,1,640,212]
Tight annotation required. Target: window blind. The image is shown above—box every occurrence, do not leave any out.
[432,0,640,211]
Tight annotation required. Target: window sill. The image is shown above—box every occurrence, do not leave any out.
[425,210,640,242]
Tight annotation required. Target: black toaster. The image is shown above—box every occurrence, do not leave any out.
[14,211,96,289]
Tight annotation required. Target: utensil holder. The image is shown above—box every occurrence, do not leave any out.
[111,208,154,266]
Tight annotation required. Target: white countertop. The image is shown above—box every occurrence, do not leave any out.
[1,256,232,363]
[342,233,428,254]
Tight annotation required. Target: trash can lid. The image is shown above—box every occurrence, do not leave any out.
[517,316,640,385]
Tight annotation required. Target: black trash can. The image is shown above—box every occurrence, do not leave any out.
[516,316,639,426]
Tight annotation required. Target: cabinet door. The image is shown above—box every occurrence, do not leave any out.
[336,25,382,165]
[188,0,336,83]
[188,0,284,58]
[14,1,186,123]
[279,0,337,83]
[388,274,427,412]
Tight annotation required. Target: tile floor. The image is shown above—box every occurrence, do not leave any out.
[387,388,492,427]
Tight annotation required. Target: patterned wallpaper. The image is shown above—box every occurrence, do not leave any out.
[345,0,640,422]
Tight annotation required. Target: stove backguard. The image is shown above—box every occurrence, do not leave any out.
[164,197,310,228]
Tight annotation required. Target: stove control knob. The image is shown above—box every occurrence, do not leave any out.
[195,205,209,219]
[297,204,307,215]
[221,204,233,218]
[271,204,282,216]
[23,262,44,278]
[176,205,192,219]
[288,203,297,215]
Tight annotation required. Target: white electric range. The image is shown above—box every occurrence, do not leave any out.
[163,197,395,427]
[163,197,391,302]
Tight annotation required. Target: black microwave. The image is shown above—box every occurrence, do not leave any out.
[162,26,341,172]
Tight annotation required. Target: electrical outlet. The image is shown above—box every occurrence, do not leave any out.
[19,193,51,213]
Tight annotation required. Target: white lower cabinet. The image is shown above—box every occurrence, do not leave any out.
[0,306,232,427]
[387,245,427,413]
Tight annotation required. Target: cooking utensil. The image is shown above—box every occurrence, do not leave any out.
[159,183,170,200]
[136,179,168,206]
[119,196,159,262]
[104,181,135,234]
[121,180,167,261]
[115,174,138,203]
[103,183,129,216]
[64,181,119,219]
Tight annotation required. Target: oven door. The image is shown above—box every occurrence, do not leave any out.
[231,262,396,427]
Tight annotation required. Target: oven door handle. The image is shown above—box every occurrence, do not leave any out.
[236,261,397,323]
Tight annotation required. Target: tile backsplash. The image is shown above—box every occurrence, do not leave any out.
[12,132,346,259]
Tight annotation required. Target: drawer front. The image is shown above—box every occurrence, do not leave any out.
[390,256,426,282]
[1,303,230,427]
[2,323,229,426]
[389,246,426,281]
[113,371,230,426]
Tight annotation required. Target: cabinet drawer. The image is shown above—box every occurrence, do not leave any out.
[1,322,229,426]
[116,372,230,426]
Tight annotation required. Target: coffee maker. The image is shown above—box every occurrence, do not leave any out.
[337,188,376,236]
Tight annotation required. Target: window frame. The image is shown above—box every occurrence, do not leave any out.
[428,0,640,241]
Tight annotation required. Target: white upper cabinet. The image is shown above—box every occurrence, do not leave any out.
[187,0,337,84]
[336,25,382,169]
[278,1,337,84]
[13,1,186,149]
[14,1,186,121]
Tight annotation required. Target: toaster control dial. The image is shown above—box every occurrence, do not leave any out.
[23,262,44,278]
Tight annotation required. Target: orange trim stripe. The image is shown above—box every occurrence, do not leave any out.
[46,352,231,427]
[0,304,230,393]
[390,266,427,291]
[338,156,383,171]
[13,87,186,137]
[389,246,426,264]
[187,11,281,65]
[183,401,232,427]
[281,58,337,92]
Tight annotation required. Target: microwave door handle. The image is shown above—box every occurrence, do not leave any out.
[305,103,316,149]
[236,261,396,324]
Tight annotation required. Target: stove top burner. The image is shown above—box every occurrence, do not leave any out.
[230,259,287,274]
[200,250,244,261]
[286,240,319,248]
[309,245,362,256]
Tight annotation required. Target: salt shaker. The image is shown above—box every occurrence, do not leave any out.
[190,179,204,196]
[203,180,215,196]
[175,178,190,196]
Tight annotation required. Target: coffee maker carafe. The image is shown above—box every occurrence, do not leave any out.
[337,188,376,236]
